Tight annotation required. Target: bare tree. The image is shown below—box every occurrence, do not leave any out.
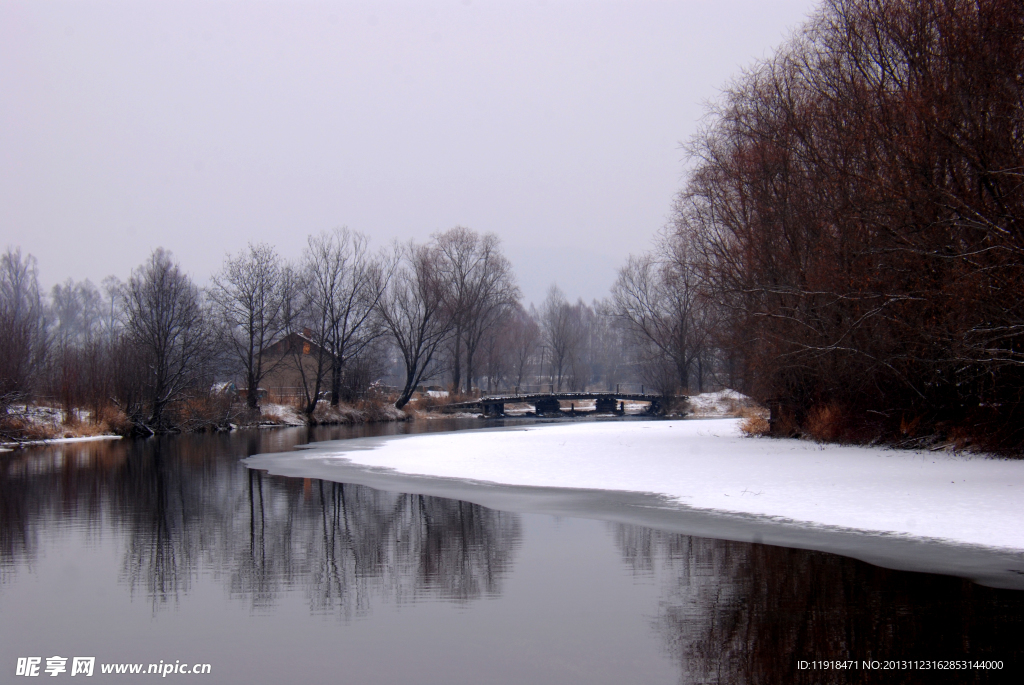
[291,228,389,417]
[478,302,535,393]
[100,275,124,340]
[434,227,520,394]
[674,0,1024,445]
[540,285,584,391]
[209,243,289,410]
[461,253,518,394]
[0,248,47,415]
[479,324,511,393]
[613,230,711,393]
[378,242,454,409]
[503,303,542,390]
[122,248,212,432]
[46,278,105,418]
[586,298,633,392]
[50,278,103,347]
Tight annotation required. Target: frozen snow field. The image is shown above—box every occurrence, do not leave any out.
[257,418,1024,551]
[245,418,1024,588]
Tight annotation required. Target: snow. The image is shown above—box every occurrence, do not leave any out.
[420,411,481,420]
[260,403,306,426]
[1,435,121,448]
[686,389,752,417]
[260,419,1024,551]
[0,404,120,445]
[5,404,71,427]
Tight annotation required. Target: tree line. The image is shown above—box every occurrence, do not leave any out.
[11,0,1001,446]
[1,223,716,436]
[653,0,1024,449]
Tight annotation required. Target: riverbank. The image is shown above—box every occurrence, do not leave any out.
[1,390,753,447]
[0,398,410,447]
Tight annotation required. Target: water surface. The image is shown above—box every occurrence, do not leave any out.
[1,421,1020,683]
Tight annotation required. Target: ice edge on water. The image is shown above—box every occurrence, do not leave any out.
[244,419,1024,590]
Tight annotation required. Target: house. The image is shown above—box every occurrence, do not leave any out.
[260,330,336,402]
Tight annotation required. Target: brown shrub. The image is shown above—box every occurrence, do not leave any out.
[67,421,109,437]
[738,406,770,436]
[308,397,408,424]
[96,405,134,436]
[740,415,770,436]
[356,398,408,422]
[0,416,60,441]
[805,404,846,443]
[417,391,476,412]
[311,402,360,424]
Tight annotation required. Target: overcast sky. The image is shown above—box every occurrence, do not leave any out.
[2,0,816,308]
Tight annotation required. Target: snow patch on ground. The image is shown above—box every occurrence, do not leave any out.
[5,404,73,428]
[260,401,407,426]
[419,411,482,420]
[300,419,1024,551]
[1,405,119,445]
[686,389,754,417]
[1,434,122,448]
[260,403,306,426]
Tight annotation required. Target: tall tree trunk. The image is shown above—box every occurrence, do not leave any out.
[330,358,342,406]
[464,345,475,395]
[451,326,462,393]
[247,365,260,409]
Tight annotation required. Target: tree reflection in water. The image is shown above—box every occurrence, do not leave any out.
[0,429,521,618]
[613,525,1024,684]
[241,475,522,618]
[4,429,1022,684]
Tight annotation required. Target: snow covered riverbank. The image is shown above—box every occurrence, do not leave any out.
[245,418,1024,588]
[1,434,121,450]
[251,418,1024,550]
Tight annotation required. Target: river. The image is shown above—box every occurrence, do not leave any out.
[1,420,1020,683]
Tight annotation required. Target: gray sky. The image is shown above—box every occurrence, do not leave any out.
[1,0,815,308]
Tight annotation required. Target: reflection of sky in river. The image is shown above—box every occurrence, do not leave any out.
[1,423,1022,684]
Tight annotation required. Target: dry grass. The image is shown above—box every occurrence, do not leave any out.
[65,420,113,438]
[737,398,1022,454]
[416,391,477,412]
[805,403,846,443]
[310,398,408,425]
[8,402,138,441]
[311,402,363,424]
[95,405,134,435]
[356,399,407,422]
[1,394,407,441]
[173,394,243,430]
[0,416,60,441]
[738,406,770,436]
